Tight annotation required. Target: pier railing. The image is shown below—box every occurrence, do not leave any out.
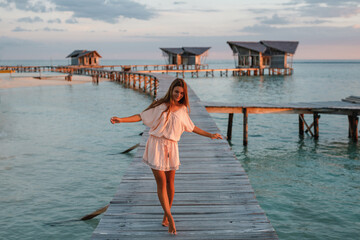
[75,68,159,98]
[0,65,159,97]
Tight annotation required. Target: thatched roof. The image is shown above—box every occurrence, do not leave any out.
[227,41,267,53]
[66,50,102,58]
[160,47,211,56]
[261,41,299,54]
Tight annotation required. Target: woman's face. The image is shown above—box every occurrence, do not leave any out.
[172,86,184,103]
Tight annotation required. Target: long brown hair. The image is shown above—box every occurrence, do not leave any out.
[144,78,190,114]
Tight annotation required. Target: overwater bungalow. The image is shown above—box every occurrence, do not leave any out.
[160,47,210,65]
[66,50,102,66]
[227,40,299,74]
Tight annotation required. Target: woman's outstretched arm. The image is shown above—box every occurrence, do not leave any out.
[110,114,141,124]
[193,126,223,139]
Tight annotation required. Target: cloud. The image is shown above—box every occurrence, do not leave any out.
[257,14,288,25]
[65,18,78,24]
[240,24,360,45]
[55,0,156,23]
[174,1,186,4]
[289,0,357,6]
[2,0,51,12]
[12,26,32,32]
[17,16,43,23]
[1,0,156,23]
[43,27,65,32]
[48,18,61,24]
[298,4,360,18]
[287,0,360,18]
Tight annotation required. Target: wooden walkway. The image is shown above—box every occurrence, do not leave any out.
[91,74,278,239]
[136,67,293,77]
[203,100,360,144]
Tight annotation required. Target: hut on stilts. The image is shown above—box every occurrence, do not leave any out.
[160,47,210,69]
[66,50,102,66]
[227,40,299,75]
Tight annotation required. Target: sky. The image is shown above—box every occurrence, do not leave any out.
[0,0,359,60]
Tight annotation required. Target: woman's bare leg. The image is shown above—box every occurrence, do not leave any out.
[151,169,177,235]
[162,170,176,227]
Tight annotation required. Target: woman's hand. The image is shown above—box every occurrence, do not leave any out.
[110,116,121,124]
[211,133,223,139]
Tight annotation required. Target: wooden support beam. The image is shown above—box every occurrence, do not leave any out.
[299,114,314,137]
[348,114,359,142]
[299,114,304,136]
[353,116,358,142]
[305,121,315,133]
[153,78,158,97]
[227,113,234,141]
[149,77,153,92]
[348,115,352,138]
[138,75,141,89]
[243,108,248,146]
[313,113,320,140]
[144,76,148,92]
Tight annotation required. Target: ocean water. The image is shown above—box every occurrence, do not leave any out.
[1,59,360,239]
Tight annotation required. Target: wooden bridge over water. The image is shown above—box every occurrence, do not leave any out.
[91,73,278,239]
[0,63,292,78]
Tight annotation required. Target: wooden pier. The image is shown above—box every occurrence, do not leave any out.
[203,100,360,145]
[136,67,293,78]
[91,74,278,239]
[0,64,208,73]
[0,64,291,78]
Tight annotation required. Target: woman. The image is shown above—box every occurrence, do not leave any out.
[110,78,222,235]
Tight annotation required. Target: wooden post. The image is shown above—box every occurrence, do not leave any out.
[227,113,234,141]
[299,114,304,136]
[149,77,153,92]
[243,108,248,146]
[126,73,130,87]
[348,115,352,138]
[138,75,142,89]
[153,78,157,98]
[353,115,359,142]
[348,114,359,142]
[144,76,148,92]
[313,113,320,140]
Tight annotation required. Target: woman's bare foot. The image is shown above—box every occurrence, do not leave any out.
[168,215,177,235]
[162,215,169,227]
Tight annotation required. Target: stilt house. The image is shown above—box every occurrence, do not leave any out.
[227,41,298,70]
[66,50,102,66]
[160,47,210,65]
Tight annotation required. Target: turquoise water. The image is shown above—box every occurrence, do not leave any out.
[0,81,153,239]
[1,60,360,239]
